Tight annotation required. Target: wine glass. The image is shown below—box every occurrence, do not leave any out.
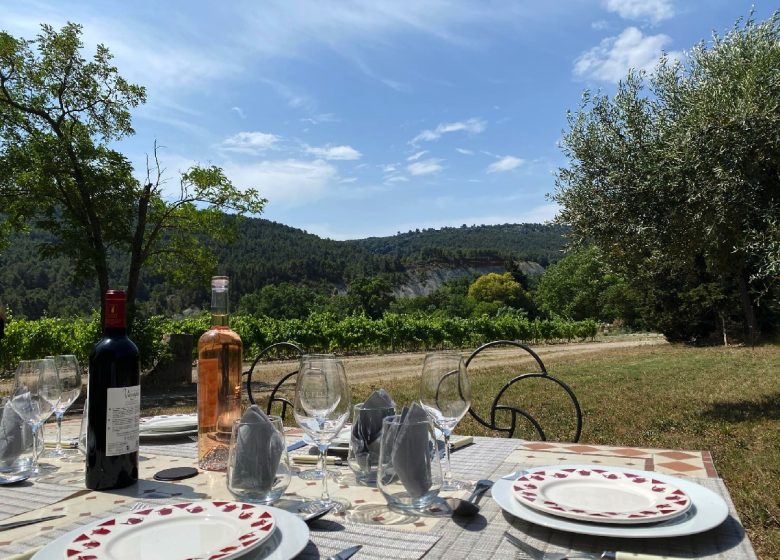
[293,354,351,513]
[9,359,60,475]
[43,355,82,458]
[295,354,340,481]
[418,351,472,491]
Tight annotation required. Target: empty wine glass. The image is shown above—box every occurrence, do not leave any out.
[419,351,472,491]
[293,354,351,513]
[296,354,340,482]
[43,355,82,458]
[9,359,59,475]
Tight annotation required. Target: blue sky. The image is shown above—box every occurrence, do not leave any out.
[3,1,775,239]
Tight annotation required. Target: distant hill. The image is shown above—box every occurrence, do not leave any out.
[0,218,569,318]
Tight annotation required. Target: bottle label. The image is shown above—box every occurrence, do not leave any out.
[105,385,140,456]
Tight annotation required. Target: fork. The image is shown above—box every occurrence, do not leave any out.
[503,531,686,560]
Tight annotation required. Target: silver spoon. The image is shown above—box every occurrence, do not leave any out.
[446,478,493,517]
[302,503,336,523]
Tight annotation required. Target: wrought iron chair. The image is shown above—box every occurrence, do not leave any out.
[244,341,305,421]
[464,340,582,442]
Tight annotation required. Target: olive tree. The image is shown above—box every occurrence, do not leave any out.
[554,12,780,342]
[0,23,266,326]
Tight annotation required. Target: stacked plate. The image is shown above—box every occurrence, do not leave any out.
[139,413,198,440]
[492,464,730,538]
[33,501,309,560]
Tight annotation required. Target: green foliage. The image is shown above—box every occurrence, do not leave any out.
[0,23,265,324]
[0,220,567,320]
[534,246,641,325]
[347,276,396,319]
[0,312,598,375]
[468,272,528,309]
[554,11,780,342]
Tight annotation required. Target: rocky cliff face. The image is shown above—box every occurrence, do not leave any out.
[393,261,544,298]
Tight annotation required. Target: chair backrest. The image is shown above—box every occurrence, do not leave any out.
[465,340,582,442]
[244,342,305,421]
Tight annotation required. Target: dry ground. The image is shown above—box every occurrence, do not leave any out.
[234,334,667,387]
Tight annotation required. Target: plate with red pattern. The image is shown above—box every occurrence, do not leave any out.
[511,467,692,524]
[64,501,276,560]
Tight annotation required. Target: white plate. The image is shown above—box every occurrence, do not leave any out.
[511,466,691,524]
[492,465,729,538]
[64,501,276,560]
[33,504,309,560]
[140,414,198,432]
[139,429,197,440]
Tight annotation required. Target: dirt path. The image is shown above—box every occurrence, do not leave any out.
[239,334,667,386]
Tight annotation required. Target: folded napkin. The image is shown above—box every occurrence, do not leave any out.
[351,389,396,471]
[230,405,284,492]
[391,403,433,498]
[0,405,26,465]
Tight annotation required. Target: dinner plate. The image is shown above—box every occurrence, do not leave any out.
[33,504,309,560]
[64,501,276,560]
[140,414,198,433]
[139,428,197,440]
[511,466,691,524]
[492,465,729,538]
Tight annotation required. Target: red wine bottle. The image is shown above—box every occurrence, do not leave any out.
[86,290,140,490]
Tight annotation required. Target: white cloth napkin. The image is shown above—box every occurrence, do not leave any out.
[391,403,433,498]
[230,405,284,492]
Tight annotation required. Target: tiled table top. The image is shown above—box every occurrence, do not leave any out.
[0,417,758,560]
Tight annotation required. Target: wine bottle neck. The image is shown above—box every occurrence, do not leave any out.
[210,284,229,327]
[103,327,128,337]
[211,313,229,327]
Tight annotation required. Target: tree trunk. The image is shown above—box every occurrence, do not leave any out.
[736,270,759,345]
[125,182,153,335]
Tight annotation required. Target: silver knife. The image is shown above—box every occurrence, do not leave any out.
[0,514,66,532]
[326,544,362,560]
[287,439,307,452]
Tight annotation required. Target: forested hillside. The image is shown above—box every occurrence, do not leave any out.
[0,218,568,319]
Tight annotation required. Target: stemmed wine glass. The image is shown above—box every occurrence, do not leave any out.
[43,355,82,458]
[293,354,351,513]
[9,359,60,475]
[419,351,472,491]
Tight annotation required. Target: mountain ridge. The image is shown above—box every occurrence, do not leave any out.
[0,217,569,318]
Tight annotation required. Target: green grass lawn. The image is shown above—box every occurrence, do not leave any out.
[351,344,780,559]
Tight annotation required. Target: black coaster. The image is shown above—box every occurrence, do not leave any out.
[153,467,199,481]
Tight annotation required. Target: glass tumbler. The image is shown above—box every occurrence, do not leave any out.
[348,402,396,485]
[226,416,291,504]
[377,414,442,510]
[0,399,35,474]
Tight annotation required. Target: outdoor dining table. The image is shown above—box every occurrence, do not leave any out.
[0,418,758,560]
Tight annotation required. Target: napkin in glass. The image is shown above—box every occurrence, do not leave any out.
[229,405,284,492]
[0,403,26,465]
[391,403,433,498]
[351,389,396,470]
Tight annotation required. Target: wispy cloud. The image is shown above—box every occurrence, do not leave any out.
[385,175,409,184]
[455,148,474,156]
[574,27,681,82]
[407,150,428,161]
[305,144,362,160]
[486,155,524,173]
[411,118,486,145]
[221,131,280,153]
[231,106,246,119]
[224,159,338,206]
[603,0,675,24]
[300,113,339,125]
[259,78,317,112]
[407,159,444,176]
